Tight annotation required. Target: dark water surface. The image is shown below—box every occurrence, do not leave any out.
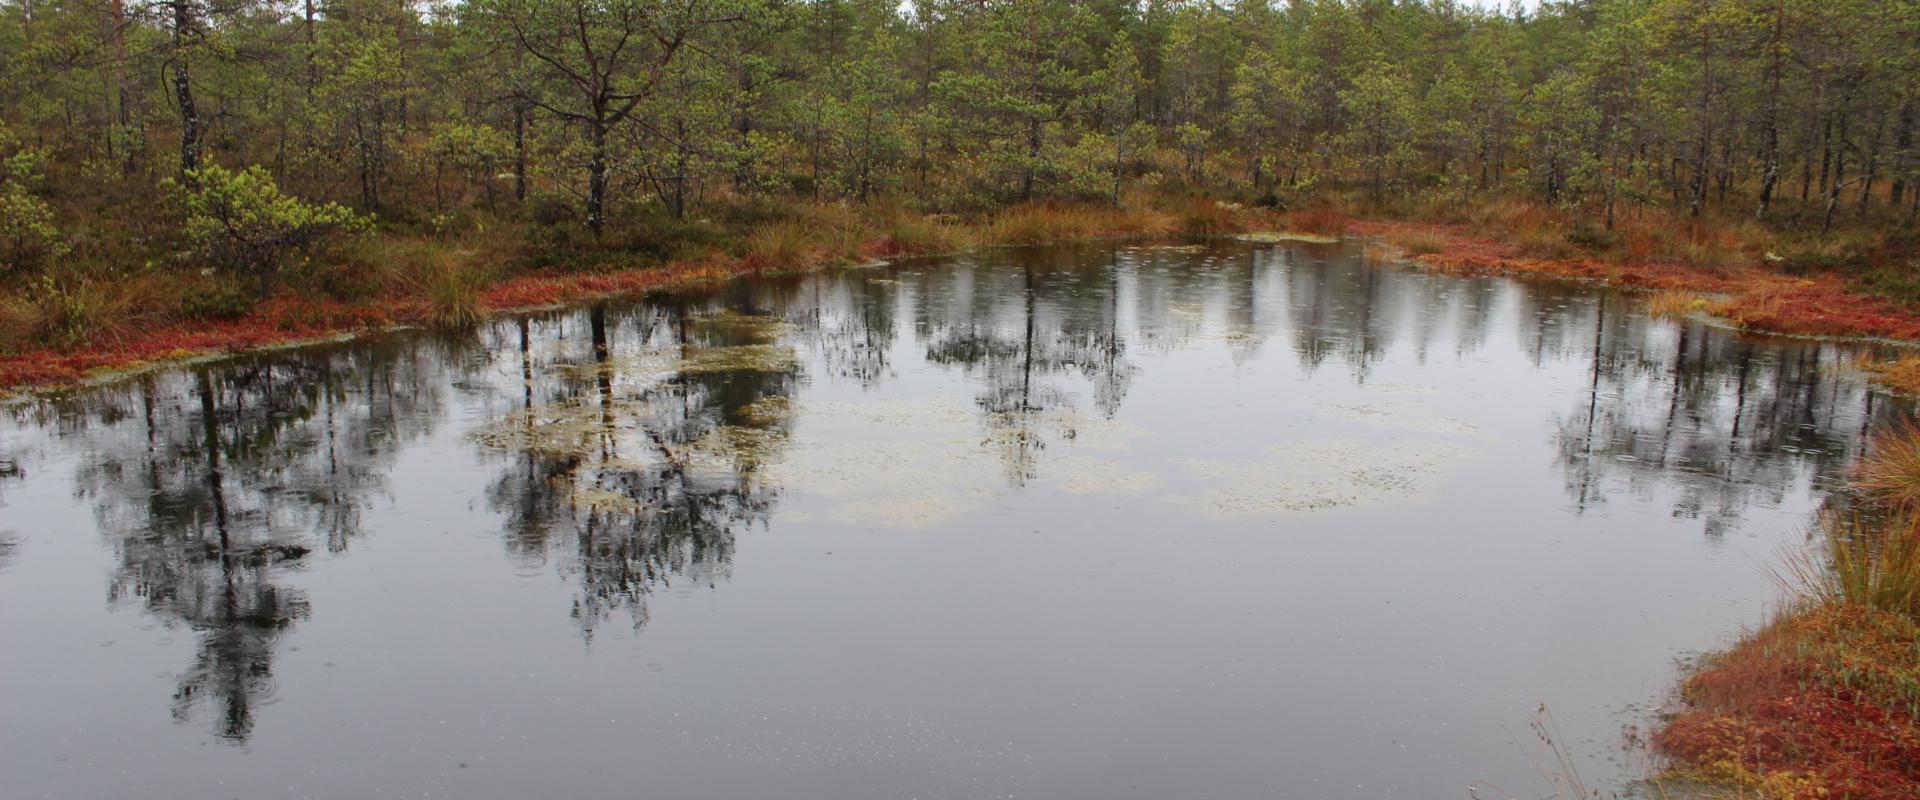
[0,239,1904,799]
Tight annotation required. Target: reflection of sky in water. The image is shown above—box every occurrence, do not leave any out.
[0,238,1905,800]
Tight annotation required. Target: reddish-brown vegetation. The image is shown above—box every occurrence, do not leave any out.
[4,202,1917,397]
[1351,217,1920,344]
[1655,604,1920,799]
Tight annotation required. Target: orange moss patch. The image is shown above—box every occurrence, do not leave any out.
[1709,278,1920,341]
[1349,217,1920,342]
[1655,604,1920,800]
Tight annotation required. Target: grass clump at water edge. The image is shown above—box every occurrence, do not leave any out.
[1653,424,1920,799]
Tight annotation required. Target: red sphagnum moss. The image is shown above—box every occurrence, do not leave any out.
[1654,603,1920,799]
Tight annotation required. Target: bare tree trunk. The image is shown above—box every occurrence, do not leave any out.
[586,118,607,234]
[172,0,200,176]
[1894,105,1913,205]
[513,100,527,202]
[1022,117,1040,200]
[1858,111,1885,216]
[111,0,132,174]
[1755,1,1783,220]
[304,0,316,100]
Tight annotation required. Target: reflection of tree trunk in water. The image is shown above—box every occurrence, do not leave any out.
[217,541,245,735]
[1103,254,1123,412]
[142,377,159,463]
[1661,323,1690,464]
[322,361,346,551]
[1860,391,1876,450]
[519,317,539,508]
[1577,297,1606,512]
[1729,345,1752,446]
[591,307,614,464]
[1797,349,1818,433]
[1356,265,1379,382]
[1021,265,1036,413]
[519,318,534,411]
[197,371,230,550]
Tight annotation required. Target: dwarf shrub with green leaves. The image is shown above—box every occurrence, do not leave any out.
[175,165,366,293]
[0,141,64,274]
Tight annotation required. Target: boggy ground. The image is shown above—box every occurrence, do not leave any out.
[0,200,1215,393]
[9,196,1920,398]
[1653,603,1920,799]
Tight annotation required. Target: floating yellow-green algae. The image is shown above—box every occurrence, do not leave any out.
[683,423,790,474]
[1315,402,1482,435]
[473,398,652,457]
[736,395,792,428]
[675,345,799,375]
[688,310,793,344]
[553,352,679,383]
[769,398,996,528]
[1236,231,1341,245]
[764,398,1153,528]
[1125,243,1208,253]
[550,345,796,384]
[571,487,656,515]
[1172,439,1474,516]
[1047,455,1161,494]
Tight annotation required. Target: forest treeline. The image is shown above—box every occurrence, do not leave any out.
[0,0,1917,357]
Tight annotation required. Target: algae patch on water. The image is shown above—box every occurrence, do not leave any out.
[1237,231,1341,245]
[1172,439,1474,516]
[675,345,800,375]
[1315,402,1482,435]
[766,398,1152,528]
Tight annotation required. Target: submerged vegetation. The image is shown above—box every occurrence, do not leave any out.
[1,0,1919,391]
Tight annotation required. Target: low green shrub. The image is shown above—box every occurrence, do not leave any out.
[174,165,366,295]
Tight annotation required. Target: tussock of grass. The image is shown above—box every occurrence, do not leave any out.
[1856,425,1920,511]
[877,214,970,256]
[1177,198,1246,235]
[1389,230,1447,257]
[1285,206,1348,236]
[983,203,1103,245]
[1107,204,1180,237]
[421,254,491,328]
[1646,290,1708,319]
[743,220,820,271]
[1783,512,1920,622]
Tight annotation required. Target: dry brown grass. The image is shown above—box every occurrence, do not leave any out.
[1388,230,1448,257]
[1855,423,1920,513]
[1286,206,1349,236]
[983,203,1104,245]
[1646,290,1708,319]
[1862,355,1920,397]
[743,220,822,270]
[1177,198,1246,235]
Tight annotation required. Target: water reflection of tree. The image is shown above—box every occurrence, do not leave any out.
[1280,247,1502,381]
[789,271,900,388]
[892,240,1898,529]
[1551,293,1893,533]
[480,303,796,641]
[911,252,1135,485]
[0,450,20,571]
[51,344,450,742]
